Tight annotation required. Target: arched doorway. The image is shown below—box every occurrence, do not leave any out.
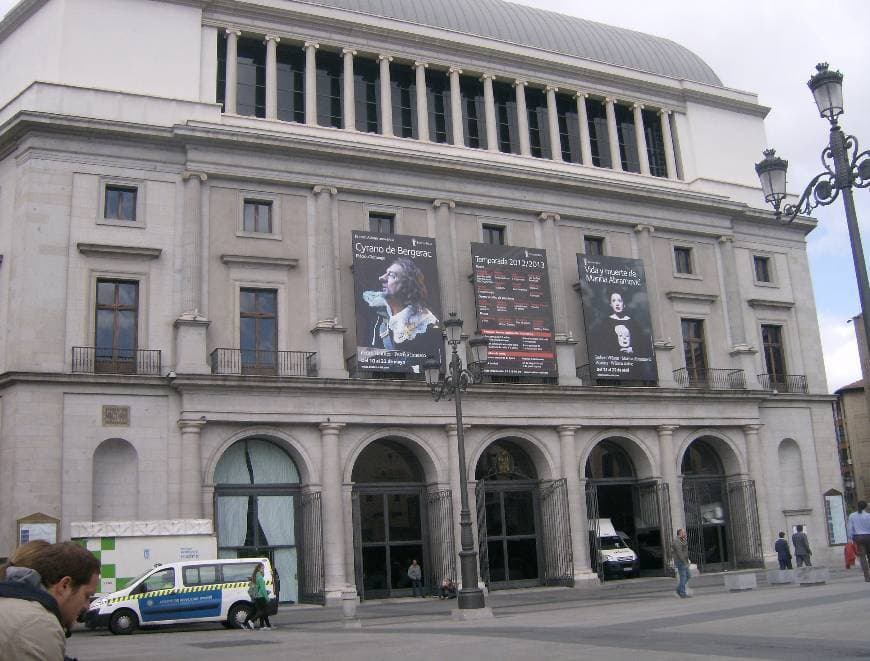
[214,438,301,603]
[351,439,429,599]
[680,439,730,571]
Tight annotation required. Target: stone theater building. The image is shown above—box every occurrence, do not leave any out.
[0,0,846,603]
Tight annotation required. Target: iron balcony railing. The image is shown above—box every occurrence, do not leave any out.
[72,347,162,375]
[673,367,746,390]
[757,373,808,394]
[210,348,317,377]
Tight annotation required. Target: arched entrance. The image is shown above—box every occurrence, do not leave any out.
[351,439,430,599]
[214,438,302,603]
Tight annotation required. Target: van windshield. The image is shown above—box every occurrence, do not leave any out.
[599,536,626,550]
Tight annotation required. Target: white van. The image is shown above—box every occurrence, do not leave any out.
[84,557,277,634]
[590,518,640,578]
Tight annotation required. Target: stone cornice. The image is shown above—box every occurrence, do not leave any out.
[77,242,162,259]
[221,254,299,269]
[665,291,718,304]
[746,298,795,310]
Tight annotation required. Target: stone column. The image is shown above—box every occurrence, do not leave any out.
[481,73,498,152]
[446,424,465,573]
[558,426,595,581]
[514,80,530,156]
[576,93,592,166]
[178,418,206,518]
[320,422,350,602]
[311,185,347,378]
[342,49,357,131]
[265,34,280,120]
[224,29,241,114]
[546,86,562,162]
[719,235,760,388]
[414,61,429,142]
[304,41,319,126]
[605,97,622,171]
[657,425,684,533]
[633,103,650,175]
[539,212,579,385]
[433,199,458,314]
[660,110,678,179]
[744,424,774,563]
[449,67,464,147]
[634,224,675,387]
[378,55,393,137]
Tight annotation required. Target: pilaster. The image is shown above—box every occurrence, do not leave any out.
[178,418,206,519]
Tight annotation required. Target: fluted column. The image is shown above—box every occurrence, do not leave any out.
[342,49,357,130]
[178,419,206,518]
[660,110,678,179]
[414,62,429,141]
[320,422,349,596]
[304,41,318,125]
[744,424,774,562]
[433,199,458,314]
[558,426,593,580]
[313,185,338,325]
[378,55,393,136]
[265,34,280,119]
[546,86,562,162]
[657,425,683,533]
[633,103,650,175]
[514,80,530,156]
[449,67,464,147]
[576,92,592,166]
[224,29,241,114]
[481,74,498,152]
[180,172,206,316]
[605,97,621,171]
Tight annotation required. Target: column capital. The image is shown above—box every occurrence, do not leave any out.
[658,108,673,117]
[632,102,644,111]
[545,85,559,93]
[574,91,588,100]
[178,418,207,432]
[634,224,655,235]
[414,60,428,69]
[657,424,679,434]
[304,41,319,50]
[538,211,560,223]
[182,171,208,182]
[445,423,471,434]
[480,72,496,81]
[264,34,281,44]
[557,425,580,434]
[313,185,338,196]
[319,422,346,433]
[448,66,463,75]
[432,198,456,210]
[743,424,763,433]
[604,96,616,105]
[225,28,241,37]
[513,79,528,88]
[378,54,393,63]
[342,48,357,56]
[718,234,735,244]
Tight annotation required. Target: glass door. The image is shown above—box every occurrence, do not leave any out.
[484,485,540,587]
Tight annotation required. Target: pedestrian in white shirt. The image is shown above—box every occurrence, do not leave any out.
[847,500,870,582]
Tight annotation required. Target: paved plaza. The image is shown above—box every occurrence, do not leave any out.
[67,571,870,660]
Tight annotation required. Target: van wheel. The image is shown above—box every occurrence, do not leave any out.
[109,609,139,635]
[228,603,252,629]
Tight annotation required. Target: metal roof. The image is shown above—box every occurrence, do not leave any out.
[298,0,722,86]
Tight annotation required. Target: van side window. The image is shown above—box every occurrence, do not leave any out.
[183,565,218,587]
[139,568,175,593]
[221,563,258,584]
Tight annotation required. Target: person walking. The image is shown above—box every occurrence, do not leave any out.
[774,532,793,570]
[847,500,870,582]
[792,525,812,567]
[408,559,423,597]
[671,528,691,598]
[243,563,273,630]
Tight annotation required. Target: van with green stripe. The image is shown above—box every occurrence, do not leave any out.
[84,557,277,634]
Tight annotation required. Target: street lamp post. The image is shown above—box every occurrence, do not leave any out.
[424,313,489,610]
[755,62,870,374]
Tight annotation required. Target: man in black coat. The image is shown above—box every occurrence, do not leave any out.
[774,531,792,570]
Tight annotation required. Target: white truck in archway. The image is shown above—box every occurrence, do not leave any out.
[590,518,640,578]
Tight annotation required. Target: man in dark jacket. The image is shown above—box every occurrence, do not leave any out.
[671,528,691,598]
[792,525,812,567]
[774,531,792,569]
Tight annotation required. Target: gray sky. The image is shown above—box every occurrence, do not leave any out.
[1,0,867,391]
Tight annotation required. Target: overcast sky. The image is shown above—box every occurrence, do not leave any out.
[1,0,867,391]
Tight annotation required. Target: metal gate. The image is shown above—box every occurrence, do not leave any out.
[426,488,456,589]
[539,479,574,586]
[351,490,364,599]
[475,480,490,585]
[298,491,324,604]
[726,479,763,568]
[585,482,603,582]
[633,481,673,573]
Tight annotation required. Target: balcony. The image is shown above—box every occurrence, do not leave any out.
[72,347,162,375]
[210,348,317,377]
[673,367,745,390]
[757,373,808,394]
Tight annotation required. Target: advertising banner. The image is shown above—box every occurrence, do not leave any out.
[471,243,557,377]
[577,254,657,381]
[352,231,443,373]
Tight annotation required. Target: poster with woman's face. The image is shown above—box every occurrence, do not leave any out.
[577,254,657,381]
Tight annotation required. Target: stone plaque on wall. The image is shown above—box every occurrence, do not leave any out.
[102,405,130,426]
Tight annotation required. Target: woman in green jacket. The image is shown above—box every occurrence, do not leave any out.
[243,564,272,630]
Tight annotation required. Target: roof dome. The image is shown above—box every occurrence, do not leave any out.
[298,0,722,86]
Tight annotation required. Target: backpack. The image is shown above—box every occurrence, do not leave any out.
[247,579,257,600]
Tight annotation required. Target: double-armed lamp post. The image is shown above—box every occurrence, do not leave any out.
[755,63,870,364]
[424,313,489,610]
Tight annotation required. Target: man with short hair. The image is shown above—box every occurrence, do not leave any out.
[671,528,691,598]
[792,525,812,567]
[0,541,100,660]
[847,500,870,582]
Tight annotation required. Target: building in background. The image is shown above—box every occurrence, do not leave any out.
[0,0,846,603]
[833,380,864,508]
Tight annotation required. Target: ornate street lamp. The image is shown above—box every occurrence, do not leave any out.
[754,63,870,376]
[424,312,489,610]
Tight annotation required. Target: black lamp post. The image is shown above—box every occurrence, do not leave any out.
[755,62,870,373]
[424,312,489,610]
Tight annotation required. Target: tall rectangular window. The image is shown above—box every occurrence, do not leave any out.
[674,246,693,275]
[316,50,343,128]
[276,44,305,123]
[237,37,266,118]
[584,236,604,256]
[525,87,550,159]
[482,224,505,245]
[426,69,452,144]
[556,93,581,163]
[460,76,486,150]
[762,324,787,381]
[615,104,640,173]
[754,255,772,283]
[586,98,611,168]
[240,288,277,375]
[681,318,707,382]
[95,279,138,374]
[642,108,668,177]
[216,32,227,111]
[243,200,272,234]
[104,185,137,221]
[492,81,519,154]
[390,62,417,138]
[369,213,395,235]
[354,57,380,134]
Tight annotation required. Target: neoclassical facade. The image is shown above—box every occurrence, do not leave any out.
[0,0,843,602]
